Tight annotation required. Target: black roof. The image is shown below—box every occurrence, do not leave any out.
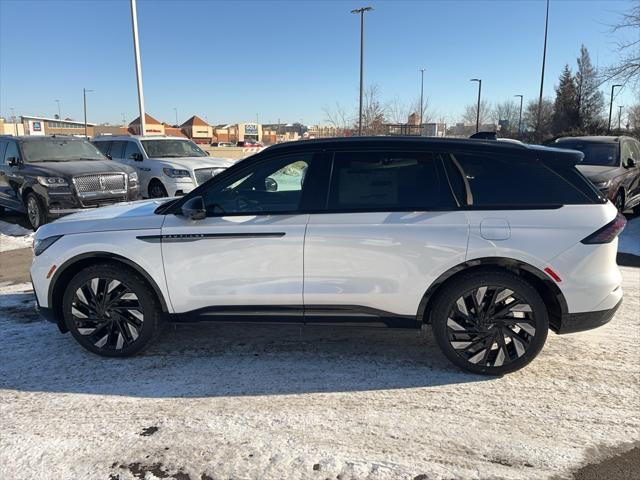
[0,134,88,142]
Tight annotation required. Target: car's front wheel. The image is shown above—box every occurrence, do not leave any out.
[148,180,168,198]
[26,192,47,230]
[431,270,549,375]
[62,263,163,357]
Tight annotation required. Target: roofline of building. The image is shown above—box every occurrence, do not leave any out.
[20,115,97,126]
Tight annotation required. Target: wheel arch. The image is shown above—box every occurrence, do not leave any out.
[417,257,568,332]
[48,252,169,333]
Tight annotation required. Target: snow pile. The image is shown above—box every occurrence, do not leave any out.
[1,269,639,480]
[0,220,33,253]
[619,215,640,256]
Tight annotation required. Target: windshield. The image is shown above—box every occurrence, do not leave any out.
[557,142,619,167]
[21,138,106,162]
[141,139,207,158]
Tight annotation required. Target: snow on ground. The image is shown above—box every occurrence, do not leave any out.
[619,215,640,256]
[0,270,639,480]
[0,220,33,253]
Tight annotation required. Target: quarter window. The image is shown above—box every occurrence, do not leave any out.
[327,151,454,211]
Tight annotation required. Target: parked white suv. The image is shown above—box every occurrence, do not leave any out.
[92,135,234,198]
[31,137,625,375]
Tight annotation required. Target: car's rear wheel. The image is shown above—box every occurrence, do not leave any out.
[148,180,168,198]
[62,263,163,357]
[431,270,549,375]
[26,192,47,230]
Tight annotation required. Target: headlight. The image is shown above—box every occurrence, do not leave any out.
[163,168,191,178]
[36,176,68,187]
[128,171,138,184]
[33,235,62,256]
[593,179,612,189]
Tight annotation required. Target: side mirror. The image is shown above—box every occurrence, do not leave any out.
[181,196,206,220]
[626,158,636,168]
[265,177,278,192]
[133,153,143,162]
[7,157,20,167]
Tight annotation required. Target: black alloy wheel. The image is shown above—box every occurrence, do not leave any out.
[26,193,46,230]
[148,181,168,198]
[63,263,162,356]
[431,271,548,375]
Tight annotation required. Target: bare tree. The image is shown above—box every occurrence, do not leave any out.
[601,2,640,91]
[628,103,640,133]
[523,97,554,141]
[386,97,410,124]
[408,96,434,125]
[492,100,520,137]
[360,84,388,135]
[323,102,352,134]
[462,100,492,128]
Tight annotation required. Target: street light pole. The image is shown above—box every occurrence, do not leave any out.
[351,6,373,136]
[470,78,482,133]
[130,0,146,135]
[536,0,550,141]
[514,94,524,137]
[54,99,61,119]
[608,84,622,133]
[618,105,623,132]
[83,88,93,138]
[419,68,426,134]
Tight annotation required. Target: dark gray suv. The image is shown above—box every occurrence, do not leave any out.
[0,136,140,229]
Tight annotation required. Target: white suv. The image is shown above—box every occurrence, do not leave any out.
[92,135,234,198]
[31,137,625,375]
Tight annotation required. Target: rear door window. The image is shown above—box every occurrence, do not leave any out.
[327,150,455,212]
[446,150,595,207]
[109,141,126,159]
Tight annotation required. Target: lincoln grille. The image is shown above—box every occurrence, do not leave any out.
[195,168,224,185]
[73,173,126,194]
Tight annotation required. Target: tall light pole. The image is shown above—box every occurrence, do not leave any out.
[419,68,426,134]
[130,0,146,135]
[514,94,524,137]
[608,84,622,133]
[536,0,550,141]
[470,78,482,133]
[618,105,623,132]
[83,88,93,138]
[54,99,61,119]
[351,6,373,136]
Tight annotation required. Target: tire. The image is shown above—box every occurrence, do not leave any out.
[148,180,168,198]
[431,270,549,375]
[62,263,163,357]
[614,190,625,213]
[26,192,47,230]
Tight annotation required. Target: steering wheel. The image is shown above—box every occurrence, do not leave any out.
[235,195,263,212]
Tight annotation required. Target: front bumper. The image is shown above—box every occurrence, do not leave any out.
[556,298,622,334]
[44,186,140,216]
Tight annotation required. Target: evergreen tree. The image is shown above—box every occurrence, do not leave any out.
[575,45,605,132]
[552,64,578,134]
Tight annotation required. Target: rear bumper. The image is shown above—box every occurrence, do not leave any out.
[556,298,622,334]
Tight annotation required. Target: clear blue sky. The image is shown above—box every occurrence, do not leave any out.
[0,0,636,126]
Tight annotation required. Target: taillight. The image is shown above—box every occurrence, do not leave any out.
[581,212,627,244]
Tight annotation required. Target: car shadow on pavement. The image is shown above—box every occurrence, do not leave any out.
[0,293,493,398]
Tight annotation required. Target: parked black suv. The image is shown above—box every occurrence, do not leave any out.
[555,136,640,213]
[0,136,140,229]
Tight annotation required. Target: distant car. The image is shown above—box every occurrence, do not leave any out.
[92,135,234,198]
[0,135,139,229]
[216,142,235,147]
[555,136,640,213]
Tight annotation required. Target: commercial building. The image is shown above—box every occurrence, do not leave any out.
[20,115,96,136]
[181,115,214,144]
[0,118,25,136]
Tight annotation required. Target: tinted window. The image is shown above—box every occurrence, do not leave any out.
[124,141,143,160]
[327,151,454,211]
[109,141,127,159]
[450,151,595,207]
[20,139,104,162]
[4,141,20,163]
[141,139,206,158]
[203,153,313,215]
[93,141,111,155]
[556,141,618,167]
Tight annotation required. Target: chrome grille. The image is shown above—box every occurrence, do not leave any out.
[73,173,126,194]
[194,168,224,185]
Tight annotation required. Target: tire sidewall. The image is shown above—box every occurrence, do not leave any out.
[26,193,46,230]
[431,271,549,375]
[62,264,160,357]
[148,181,168,198]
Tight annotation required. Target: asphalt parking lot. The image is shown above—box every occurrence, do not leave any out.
[0,211,639,480]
